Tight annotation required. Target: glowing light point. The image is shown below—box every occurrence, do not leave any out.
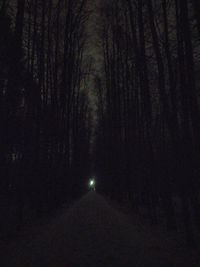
[90,180,94,186]
[89,178,96,191]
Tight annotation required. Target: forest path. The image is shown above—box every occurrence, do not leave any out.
[1,192,189,266]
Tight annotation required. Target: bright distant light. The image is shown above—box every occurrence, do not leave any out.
[89,179,95,189]
[90,180,94,186]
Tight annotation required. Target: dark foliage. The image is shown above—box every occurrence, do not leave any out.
[0,0,91,231]
[94,0,200,247]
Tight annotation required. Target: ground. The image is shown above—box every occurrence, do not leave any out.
[1,192,200,266]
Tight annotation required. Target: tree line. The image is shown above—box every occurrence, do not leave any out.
[95,0,200,246]
[0,0,91,227]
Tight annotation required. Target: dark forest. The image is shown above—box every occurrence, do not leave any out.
[0,0,91,216]
[95,0,200,247]
[1,0,200,265]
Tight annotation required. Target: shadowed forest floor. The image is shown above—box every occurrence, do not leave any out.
[1,192,200,267]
